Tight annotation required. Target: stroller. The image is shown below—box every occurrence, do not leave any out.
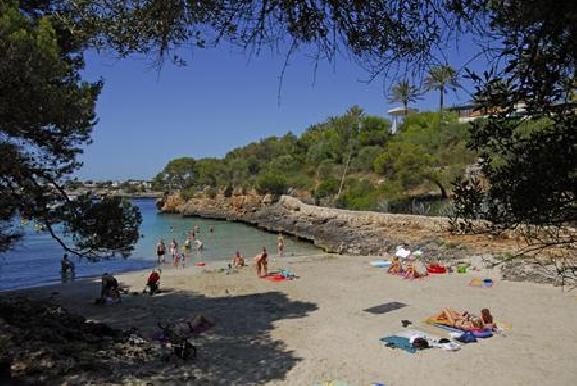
[153,315,214,360]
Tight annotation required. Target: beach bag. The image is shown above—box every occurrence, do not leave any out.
[411,337,429,349]
[457,331,477,343]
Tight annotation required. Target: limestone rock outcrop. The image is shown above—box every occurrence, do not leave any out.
[169,194,454,256]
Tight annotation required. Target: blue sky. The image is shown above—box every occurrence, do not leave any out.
[78,38,485,181]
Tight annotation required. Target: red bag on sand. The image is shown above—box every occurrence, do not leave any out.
[194,262,206,267]
[426,264,447,274]
[263,274,286,282]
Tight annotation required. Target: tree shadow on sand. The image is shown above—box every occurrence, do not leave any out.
[50,283,318,384]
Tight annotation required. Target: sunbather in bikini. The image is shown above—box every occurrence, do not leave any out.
[436,308,486,330]
[388,256,403,274]
[403,260,423,279]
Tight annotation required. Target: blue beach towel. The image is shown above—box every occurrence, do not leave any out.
[433,324,465,333]
[380,336,417,353]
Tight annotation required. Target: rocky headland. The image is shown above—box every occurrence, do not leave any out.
[160,192,504,258]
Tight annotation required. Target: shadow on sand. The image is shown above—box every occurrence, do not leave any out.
[23,281,318,384]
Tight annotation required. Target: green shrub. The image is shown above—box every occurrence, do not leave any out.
[256,172,289,195]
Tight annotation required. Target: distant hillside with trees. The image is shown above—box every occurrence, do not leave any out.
[153,108,477,213]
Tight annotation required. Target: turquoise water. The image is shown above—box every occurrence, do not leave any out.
[0,199,319,291]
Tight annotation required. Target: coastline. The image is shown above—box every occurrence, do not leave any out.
[0,251,326,293]
[3,252,577,385]
[164,194,518,258]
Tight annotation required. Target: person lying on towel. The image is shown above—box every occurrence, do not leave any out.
[434,308,495,330]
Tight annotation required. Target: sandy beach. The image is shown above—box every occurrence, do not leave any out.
[7,253,577,385]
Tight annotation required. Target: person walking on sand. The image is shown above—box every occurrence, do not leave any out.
[255,247,268,277]
[277,234,285,257]
[156,239,166,264]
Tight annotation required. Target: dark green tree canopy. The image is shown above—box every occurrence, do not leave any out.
[0,1,141,255]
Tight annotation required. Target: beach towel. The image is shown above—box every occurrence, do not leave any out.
[432,324,493,338]
[263,273,288,282]
[380,336,417,353]
[194,262,207,267]
[370,260,392,268]
[469,278,494,287]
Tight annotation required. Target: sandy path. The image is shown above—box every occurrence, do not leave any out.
[14,254,577,385]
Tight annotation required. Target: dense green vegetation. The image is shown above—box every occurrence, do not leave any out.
[153,108,477,211]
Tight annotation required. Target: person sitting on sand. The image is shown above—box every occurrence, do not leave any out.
[232,251,245,268]
[403,260,419,279]
[388,255,403,274]
[255,247,268,277]
[147,269,161,295]
[481,308,496,329]
[100,273,119,300]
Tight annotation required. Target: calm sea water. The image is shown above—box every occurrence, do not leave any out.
[0,199,319,291]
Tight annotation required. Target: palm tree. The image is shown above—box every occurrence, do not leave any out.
[388,79,422,114]
[424,66,460,111]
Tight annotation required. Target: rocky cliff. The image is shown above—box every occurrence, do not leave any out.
[161,193,475,256]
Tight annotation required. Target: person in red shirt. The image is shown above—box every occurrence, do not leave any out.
[147,269,160,295]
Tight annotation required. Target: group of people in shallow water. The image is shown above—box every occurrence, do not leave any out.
[88,227,287,303]
[155,224,209,268]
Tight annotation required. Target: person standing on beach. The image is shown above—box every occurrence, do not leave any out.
[195,239,203,254]
[169,238,178,260]
[277,234,285,257]
[209,225,214,233]
[156,239,166,264]
[183,237,191,258]
[255,247,268,277]
[174,251,181,268]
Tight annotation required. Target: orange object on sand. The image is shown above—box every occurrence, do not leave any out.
[194,262,206,267]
